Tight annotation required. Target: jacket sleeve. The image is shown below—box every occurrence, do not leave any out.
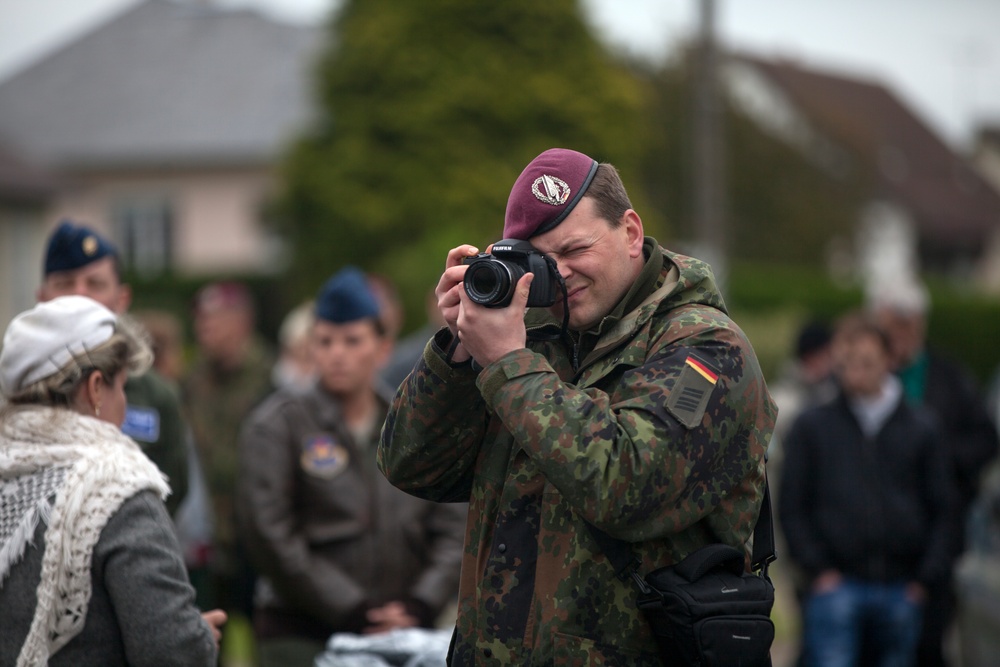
[917,414,959,585]
[236,404,368,625]
[378,331,489,503]
[777,413,831,577]
[476,325,773,543]
[97,491,217,667]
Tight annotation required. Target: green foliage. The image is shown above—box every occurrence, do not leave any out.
[726,262,1000,386]
[276,0,650,328]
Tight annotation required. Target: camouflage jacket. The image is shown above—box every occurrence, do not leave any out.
[181,337,274,572]
[378,242,776,666]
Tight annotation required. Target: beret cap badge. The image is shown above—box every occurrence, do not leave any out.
[531,174,571,206]
[82,235,99,256]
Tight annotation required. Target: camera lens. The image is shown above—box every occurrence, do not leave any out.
[464,260,521,307]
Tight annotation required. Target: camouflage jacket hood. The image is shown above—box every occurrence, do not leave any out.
[520,239,727,368]
[379,241,776,666]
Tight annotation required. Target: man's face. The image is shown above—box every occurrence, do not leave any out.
[37,257,130,313]
[310,318,387,398]
[872,307,926,369]
[529,197,644,331]
[194,308,252,361]
[838,332,891,398]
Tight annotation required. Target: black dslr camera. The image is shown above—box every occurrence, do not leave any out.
[463,239,560,308]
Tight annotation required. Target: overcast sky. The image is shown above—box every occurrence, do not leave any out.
[1,0,997,149]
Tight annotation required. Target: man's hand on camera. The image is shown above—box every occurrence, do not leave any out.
[457,272,532,367]
[436,244,480,363]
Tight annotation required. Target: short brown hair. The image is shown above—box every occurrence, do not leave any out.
[585,162,633,228]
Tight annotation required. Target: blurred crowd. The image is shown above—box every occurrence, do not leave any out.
[769,279,1000,667]
[2,220,459,667]
[7,216,1000,667]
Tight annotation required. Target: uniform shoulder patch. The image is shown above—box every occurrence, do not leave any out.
[121,405,160,443]
[665,355,719,429]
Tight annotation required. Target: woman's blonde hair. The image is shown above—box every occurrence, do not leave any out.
[3,313,153,408]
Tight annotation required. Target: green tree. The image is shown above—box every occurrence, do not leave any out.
[277,0,651,327]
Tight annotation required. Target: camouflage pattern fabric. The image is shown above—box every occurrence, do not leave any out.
[378,243,777,665]
[182,338,274,577]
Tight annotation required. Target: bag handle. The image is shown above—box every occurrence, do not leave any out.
[674,543,745,581]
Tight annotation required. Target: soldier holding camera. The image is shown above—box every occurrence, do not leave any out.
[378,147,776,664]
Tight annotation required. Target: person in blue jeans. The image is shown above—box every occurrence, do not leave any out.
[779,313,956,667]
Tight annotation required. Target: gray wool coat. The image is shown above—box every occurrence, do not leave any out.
[0,490,218,666]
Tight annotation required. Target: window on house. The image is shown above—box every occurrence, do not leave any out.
[111,195,173,276]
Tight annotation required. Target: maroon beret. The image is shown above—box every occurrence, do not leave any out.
[193,281,252,315]
[503,148,599,239]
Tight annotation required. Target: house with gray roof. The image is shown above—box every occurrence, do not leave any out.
[725,54,1000,293]
[0,143,57,328]
[0,0,323,282]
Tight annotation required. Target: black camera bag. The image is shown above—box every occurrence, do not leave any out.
[588,476,776,667]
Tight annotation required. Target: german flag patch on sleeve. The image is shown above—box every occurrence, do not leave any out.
[665,354,720,429]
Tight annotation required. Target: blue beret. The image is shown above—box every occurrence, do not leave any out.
[43,220,118,276]
[315,266,380,324]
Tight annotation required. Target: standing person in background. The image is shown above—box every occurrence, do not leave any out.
[134,309,187,385]
[767,318,838,667]
[271,300,317,391]
[379,288,446,390]
[35,220,189,517]
[237,267,465,667]
[379,148,775,663]
[779,315,955,667]
[0,296,224,666]
[768,319,837,461]
[869,280,999,667]
[181,282,274,626]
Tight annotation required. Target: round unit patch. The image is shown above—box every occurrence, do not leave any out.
[301,434,350,479]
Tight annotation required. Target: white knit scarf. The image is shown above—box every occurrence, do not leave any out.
[0,406,169,667]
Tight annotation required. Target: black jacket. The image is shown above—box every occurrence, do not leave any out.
[921,350,999,521]
[778,389,956,586]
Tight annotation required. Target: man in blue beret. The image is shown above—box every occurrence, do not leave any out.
[379,148,777,663]
[236,266,466,667]
[36,220,190,517]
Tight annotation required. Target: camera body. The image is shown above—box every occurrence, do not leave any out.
[463,239,560,308]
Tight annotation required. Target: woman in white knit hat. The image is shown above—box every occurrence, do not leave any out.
[0,295,225,666]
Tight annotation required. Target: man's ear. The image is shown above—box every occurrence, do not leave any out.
[623,210,644,258]
[376,335,393,370]
[114,283,133,314]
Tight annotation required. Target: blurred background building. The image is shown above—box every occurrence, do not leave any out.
[0,0,322,325]
[725,55,1000,291]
